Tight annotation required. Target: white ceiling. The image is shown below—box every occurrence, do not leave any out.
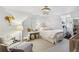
[2,6,79,16]
[0,6,79,24]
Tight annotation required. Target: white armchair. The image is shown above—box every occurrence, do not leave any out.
[8,42,33,52]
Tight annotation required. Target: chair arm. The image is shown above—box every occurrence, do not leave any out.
[0,44,8,52]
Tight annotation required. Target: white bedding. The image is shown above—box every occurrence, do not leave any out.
[40,29,64,44]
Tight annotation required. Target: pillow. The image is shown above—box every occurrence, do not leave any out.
[40,27,54,30]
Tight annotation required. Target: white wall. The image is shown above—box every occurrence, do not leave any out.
[0,7,26,37]
[0,7,12,34]
[71,10,79,19]
[22,14,63,37]
[23,15,62,29]
[1,6,79,38]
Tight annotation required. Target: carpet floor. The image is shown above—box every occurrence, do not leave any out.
[46,39,69,52]
[27,39,53,52]
[26,39,69,52]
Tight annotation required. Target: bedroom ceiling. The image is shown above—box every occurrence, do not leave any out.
[2,6,79,16]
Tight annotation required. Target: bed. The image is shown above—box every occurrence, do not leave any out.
[35,22,64,44]
[39,29,64,44]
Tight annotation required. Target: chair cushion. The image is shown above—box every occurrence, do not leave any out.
[8,42,33,52]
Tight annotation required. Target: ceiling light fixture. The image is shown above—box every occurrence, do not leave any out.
[41,6,51,15]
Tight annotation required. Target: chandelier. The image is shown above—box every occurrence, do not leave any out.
[41,6,51,15]
[5,16,15,25]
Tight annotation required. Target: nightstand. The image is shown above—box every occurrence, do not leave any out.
[29,31,40,40]
[24,31,40,41]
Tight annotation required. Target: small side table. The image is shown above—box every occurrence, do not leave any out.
[29,31,40,40]
[24,31,40,41]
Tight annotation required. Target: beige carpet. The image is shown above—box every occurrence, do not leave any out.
[26,39,53,52]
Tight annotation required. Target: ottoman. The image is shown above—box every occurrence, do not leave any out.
[8,42,33,52]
